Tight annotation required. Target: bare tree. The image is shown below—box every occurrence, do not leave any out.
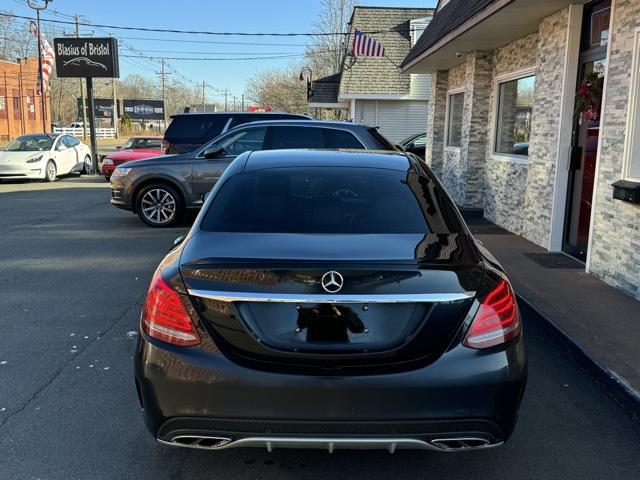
[304,0,357,78]
[245,66,309,114]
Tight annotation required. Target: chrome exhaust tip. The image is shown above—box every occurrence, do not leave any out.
[431,437,495,451]
[160,435,232,450]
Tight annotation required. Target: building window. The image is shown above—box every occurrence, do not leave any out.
[12,89,20,120]
[28,90,36,120]
[495,75,535,156]
[446,91,464,148]
[623,28,640,180]
[590,7,610,48]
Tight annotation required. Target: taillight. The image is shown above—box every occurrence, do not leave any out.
[141,271,201,347]
[463,279,520,349]
[161,139,169,155]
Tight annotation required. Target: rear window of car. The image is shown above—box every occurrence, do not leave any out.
[202,167,436,234]
[367,128,396,150]
[164,115,230,144]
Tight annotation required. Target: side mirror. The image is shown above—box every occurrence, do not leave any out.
[115,145,122,150]
[201,190,212,203]
[203,145,226,159]
[173,235,185,247]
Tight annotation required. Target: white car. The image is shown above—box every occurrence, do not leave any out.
[0,133,92,182]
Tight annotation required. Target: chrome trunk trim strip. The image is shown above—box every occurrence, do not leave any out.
[187,289,475,304]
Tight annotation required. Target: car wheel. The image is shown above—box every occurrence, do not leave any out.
[136,184,183,227]
[44,160,57,182]
[83,155,93,175]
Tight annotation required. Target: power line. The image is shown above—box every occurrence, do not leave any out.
[121,53,307,61]
[0,12,385,37]
[115,35,314,47]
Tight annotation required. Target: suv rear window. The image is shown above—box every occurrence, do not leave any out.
[202,167,432,234]
[165,116,229,145]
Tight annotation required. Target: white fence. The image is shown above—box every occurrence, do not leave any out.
[52,127,117,139]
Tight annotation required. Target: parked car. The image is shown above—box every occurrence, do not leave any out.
[111,120,397,227]
[0,133,91,182]
[135,149,527,452]
[399,132,427,159]
[162,112,310,154]
[101,136,162,180]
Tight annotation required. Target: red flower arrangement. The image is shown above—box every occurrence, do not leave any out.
[575,72,604,122]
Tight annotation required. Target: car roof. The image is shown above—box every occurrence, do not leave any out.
[242,149,412,173]
[169,112,310,119]
[229,119,372,130]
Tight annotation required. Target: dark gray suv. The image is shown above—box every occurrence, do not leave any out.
[110,120,397,227]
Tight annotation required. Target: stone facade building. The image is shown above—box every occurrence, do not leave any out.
[0,57,51,141]
[402,0,640,301]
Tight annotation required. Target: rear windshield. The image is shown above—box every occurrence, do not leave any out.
[165,116,229,144]
[201,167,453,234]
[367,128,396,150]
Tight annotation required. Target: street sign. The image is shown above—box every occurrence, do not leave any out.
[53,37,119,78]
[122,99,165,120]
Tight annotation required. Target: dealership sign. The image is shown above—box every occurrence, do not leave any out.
[77,98,115,119]
[54,37,119,78]
[122,99,165,120]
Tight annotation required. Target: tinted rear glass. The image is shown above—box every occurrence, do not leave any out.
[202,167,445,234]
[165,116,229,144]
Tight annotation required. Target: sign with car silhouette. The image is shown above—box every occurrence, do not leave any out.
[53,37,119,78]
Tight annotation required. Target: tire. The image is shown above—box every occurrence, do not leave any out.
[83,155,93,175]
[135,184,183,228]
[44,160,57,182]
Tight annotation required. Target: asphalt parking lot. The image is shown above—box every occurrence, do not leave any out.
[0,176,639,480]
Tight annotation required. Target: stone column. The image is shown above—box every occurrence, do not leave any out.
[425,70,448,176]
[460,51,492,209]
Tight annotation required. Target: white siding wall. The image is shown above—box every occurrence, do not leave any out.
[353,99,428,143]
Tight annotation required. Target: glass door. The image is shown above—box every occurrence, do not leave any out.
[563,1,610,261]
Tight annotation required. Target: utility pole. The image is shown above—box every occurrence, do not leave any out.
[110,32,118,138]
[241,94,244,112]
[224,88,228,112]
[202,80,206,112]
[233,96,236,111]
[76,14,87,138]
[156,58,169,130]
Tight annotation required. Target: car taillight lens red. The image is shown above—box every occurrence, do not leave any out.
[463,279,520,349]
[141,271,201,347]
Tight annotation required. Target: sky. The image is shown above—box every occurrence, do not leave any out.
[6,0,437,103]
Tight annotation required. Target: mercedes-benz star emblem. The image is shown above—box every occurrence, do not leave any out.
[321,271,344,293]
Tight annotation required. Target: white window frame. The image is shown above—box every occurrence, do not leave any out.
[490,67,536,164]
[622,27,640,182]
[444,87,464,151]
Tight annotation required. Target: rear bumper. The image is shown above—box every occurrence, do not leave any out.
[135,334,527,449]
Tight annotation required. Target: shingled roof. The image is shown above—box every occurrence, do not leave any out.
[339,6,434,96]
[401,0,501,69]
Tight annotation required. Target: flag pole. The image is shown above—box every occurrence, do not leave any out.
[36,10,46,132]
[27,1,51,133]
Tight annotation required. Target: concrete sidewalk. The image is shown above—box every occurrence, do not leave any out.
[466,217,640,418]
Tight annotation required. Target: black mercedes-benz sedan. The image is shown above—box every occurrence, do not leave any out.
[135,149,527,453]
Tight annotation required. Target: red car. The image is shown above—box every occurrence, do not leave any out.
[101,136,163,180]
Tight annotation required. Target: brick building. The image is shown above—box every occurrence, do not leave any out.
[0,57,51,141]
[402,0,640,300]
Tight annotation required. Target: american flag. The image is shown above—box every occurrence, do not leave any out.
[352,29,385,58]
[29,21,55,93]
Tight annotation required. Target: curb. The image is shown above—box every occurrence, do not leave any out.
[516,294,640,422]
